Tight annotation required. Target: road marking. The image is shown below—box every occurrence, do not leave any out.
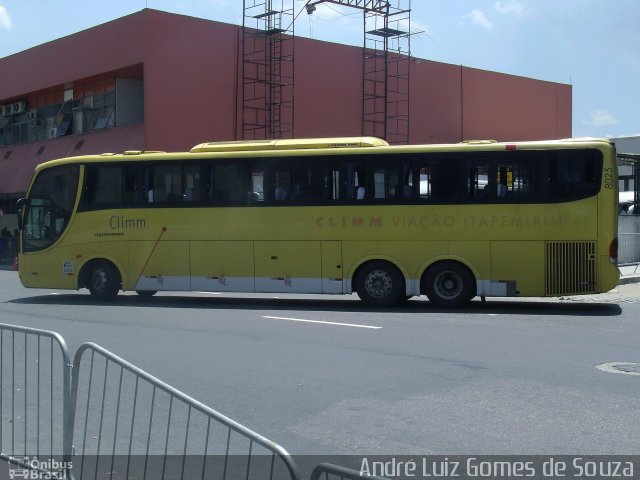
[595,362,640,376]
[262,315,381,330]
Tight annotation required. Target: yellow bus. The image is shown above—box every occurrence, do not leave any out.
[17,137,619,307]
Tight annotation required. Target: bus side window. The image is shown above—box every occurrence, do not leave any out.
[143,166,153,203]
[249,164,265,203]
[546,151,600,200]
[427,159,463,201]
[211,163,230,204]
[183,165,207,203]
[324,162,342,201]
[210,162,263,205]
[402,160,414,199]
[418,166,431,199]
[497,160,532,201]
[466,161,490,200]
[83,168,98,205]
[273,164,291,202]
[123,166,143,205]
[83,166,123,206]
[354,168,367,200]
[152,165,181,203]
[347,157,402,201]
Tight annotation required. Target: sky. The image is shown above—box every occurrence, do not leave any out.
[0,0,638,139]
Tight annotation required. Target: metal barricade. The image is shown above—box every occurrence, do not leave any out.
[1,324,370,480]
[619,232,640,265]
[310,463,390,480]
[0,323,73,478]
[70,342,300,480]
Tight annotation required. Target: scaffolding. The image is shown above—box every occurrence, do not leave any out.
[242,0,295,140]
[306,0,413,144]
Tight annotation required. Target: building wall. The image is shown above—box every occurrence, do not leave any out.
[139,11,571,150]
[461,68,571,141]
[295,37,363,139]
[143,10,240,151]
[0,12,146,102]
[613,136,640,154]
[409,60,463,144]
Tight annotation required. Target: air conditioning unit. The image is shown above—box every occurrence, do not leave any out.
[11,101,27,114]
[47,127,58,139]
[0,105,6,116]
[27,109,38,120]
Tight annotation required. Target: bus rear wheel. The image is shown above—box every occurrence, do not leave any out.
[87,261,121,301]
[355,261,405,308]
[423,261,476,308]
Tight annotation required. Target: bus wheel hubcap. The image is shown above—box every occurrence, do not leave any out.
[92,269,107,292]
[365,270,393,298]
[435,271,462,299]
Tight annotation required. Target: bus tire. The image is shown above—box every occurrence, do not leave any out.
[423,261,476,308]
[87,261,121,301]
[135,290,157,297]
[355,260,405,308]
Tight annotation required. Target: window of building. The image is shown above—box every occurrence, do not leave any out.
[1,72,142,148]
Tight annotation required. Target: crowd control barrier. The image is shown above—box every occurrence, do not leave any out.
[1,323,365,480]
[70,342,299,480]
[0,323,73,478]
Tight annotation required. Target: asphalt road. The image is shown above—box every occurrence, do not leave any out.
[1,269,639,455]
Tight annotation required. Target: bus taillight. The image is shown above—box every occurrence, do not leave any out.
[609,237,618,264]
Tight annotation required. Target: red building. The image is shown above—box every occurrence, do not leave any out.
[0,8,571,211]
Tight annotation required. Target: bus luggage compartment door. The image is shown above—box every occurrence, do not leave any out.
[190,241,255,292]
[254,241,322,293]
[131,240,190,291]
[321,241,343,294]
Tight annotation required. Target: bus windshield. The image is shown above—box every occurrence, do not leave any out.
[22,165,79,252]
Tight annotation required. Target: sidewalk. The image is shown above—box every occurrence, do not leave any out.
[619,264,640,285]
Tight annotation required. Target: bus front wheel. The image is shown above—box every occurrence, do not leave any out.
[355,261,405,308]
[423,261,476,308]
[87,261,121,301]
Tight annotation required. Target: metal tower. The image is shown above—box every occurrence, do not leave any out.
[305,0,413,144]
[242,0,295,140]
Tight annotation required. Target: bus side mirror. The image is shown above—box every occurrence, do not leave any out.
[16,198,24,230]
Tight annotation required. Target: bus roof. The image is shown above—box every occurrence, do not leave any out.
[190,137,389,152]
[32,136,615,172]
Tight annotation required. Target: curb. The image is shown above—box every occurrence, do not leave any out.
[619,275,640,285]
